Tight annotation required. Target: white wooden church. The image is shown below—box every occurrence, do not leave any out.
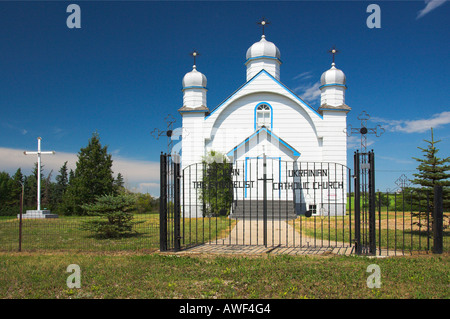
[178,28,351,218]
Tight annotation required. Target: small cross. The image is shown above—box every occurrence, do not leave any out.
[23,137,55,211]
[151,114,177,154]
[328,46,339,64]
[257,18,270,36]
[395,174,410,191]
[345,111,385,153]
[190,50,200,66]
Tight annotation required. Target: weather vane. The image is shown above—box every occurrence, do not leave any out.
[328,46,339,64]
[151,114,176,154]
[190,50,200,66]
[345,111,385,153]
[257,18,270,36]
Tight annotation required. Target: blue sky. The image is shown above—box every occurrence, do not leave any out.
[0,1,449,195]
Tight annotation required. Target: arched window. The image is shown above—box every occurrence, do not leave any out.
[256,104,271,129]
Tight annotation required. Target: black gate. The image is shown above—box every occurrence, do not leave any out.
[354,150,376,255]
[160,153,354,251]
[159,153,181,251]
[160,152,447,254]
[353,150,447,256]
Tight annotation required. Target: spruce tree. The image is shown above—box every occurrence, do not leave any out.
[114,173,125,193]
[62,132,116,215]
[411,128,450,189]
[410,128,450,229]
[54,161,69,207]
[10,168,24,209]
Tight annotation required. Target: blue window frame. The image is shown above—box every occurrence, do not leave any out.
[254,102,273,130]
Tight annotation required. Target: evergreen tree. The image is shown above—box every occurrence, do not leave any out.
[0,172,12,215]
[53,162,69,211]
[42,170,53,209]
[410,128,450,230]
[114,172,125,193]
[411,128,450,189]
[80,193,142,238]
[68,169,75,185]
[23,163,41,209]
[56,161,69,190]
[10,168,24,209]
[62,132,116,215]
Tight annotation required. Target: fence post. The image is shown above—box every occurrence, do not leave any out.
[263,153,268,248]
[173,160,181,251]
[354,151,362,255]
[159,153,168,252]
[368,151,376,255]
[18,182,24,252]
[433,185,443,254]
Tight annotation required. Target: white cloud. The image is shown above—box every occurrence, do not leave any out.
[2,122,28,136]
[112,156,160,183]
[417,0,448,19]
[346,135,375,150]
[293,71,313,81]
[0,147,160,193]
[130,182,161,196]
[0,147,78,175]
[372,111,450,133]
[377,156,414,165]
[295,81,322,103]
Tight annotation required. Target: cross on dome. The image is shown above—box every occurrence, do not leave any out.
[328,46,339,66]
[190,50,200,67]
[257,18,270,36]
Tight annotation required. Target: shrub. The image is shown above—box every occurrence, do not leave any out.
[80,193,143,238]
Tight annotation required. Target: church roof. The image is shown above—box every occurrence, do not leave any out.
[205,69,322,120]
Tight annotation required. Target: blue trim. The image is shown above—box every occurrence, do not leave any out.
[205,69,322,120]
[319,83,347,89]
[245,56,282,64]
[182,86,207,91]
[226,126,300,158]
[254,102,273,130]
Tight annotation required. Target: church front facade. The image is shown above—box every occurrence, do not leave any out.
[178,33,351,218]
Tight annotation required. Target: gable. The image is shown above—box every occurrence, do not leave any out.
[226,126,301,161]
[203,70,323,141]
[206,69,322,120]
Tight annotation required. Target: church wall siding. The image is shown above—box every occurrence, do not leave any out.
[206,92,322,162]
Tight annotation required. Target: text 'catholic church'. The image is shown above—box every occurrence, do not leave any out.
[177,26,351,218]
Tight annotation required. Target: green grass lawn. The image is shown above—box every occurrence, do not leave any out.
[0,214,236,252]
[0,252,448,299]
[0,214,160,251]
[291,211,449,253]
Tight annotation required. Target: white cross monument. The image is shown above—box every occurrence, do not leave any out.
[19,137,59,219]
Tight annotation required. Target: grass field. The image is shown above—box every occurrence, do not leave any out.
[290,211,449,253]
[0,214,235,252]
[0,252,448,299]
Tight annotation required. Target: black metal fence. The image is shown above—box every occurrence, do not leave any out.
[160,153,449,255]
[1,152,447,255]
[0,214,159,252]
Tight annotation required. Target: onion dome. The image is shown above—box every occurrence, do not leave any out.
[182,65,207,89]
[320,63,346,86]
[246,35,281,61]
